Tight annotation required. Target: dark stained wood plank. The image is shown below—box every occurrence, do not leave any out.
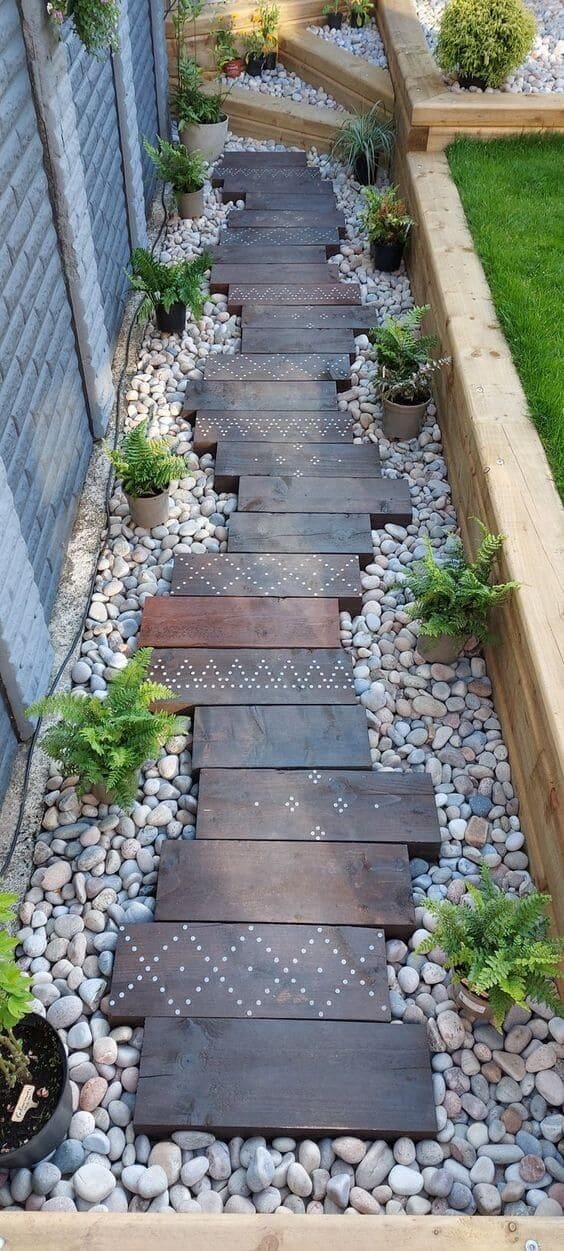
[228,283,360,309]
[214,441,380,491]
[221,151,307,167]
[227,210,345,230]
[220,165,326,187]
[148,648,355,709]
[210,264,332,293]
[135,1018,437,1139]
[213,244,329,265]
[170,553,362,613]
[227,513,373,563]
[155,840,413,934]
[193,411,353,452]
[238,475,412,527]
[139,596,340,649]
[108,922,390,1023]
[242,327,356,354]
[192,704,372,770]
[217,226,341,249]
[184,381,338,414]
[242,303,383,329]
[204,352,350,384]
[239,191,336,210]
[197,769,441,855]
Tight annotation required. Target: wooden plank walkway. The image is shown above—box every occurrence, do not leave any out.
[108,151,438,1141]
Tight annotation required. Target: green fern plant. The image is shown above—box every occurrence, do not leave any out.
[28,650,184,809]
[144,138,207,194]
[0,893,34,1088]
[128,248,211,320]
[403,523,519,644]
[417,867,564,1027]
[104,419,186,499]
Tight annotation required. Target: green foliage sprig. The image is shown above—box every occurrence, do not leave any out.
[47,0,119,57]
[346,0,373,25]
[437,0,536,88]
[28,649,184,809]
[128,248,211,320]
[145,138,207,194]
[105,418,186,499]
[417,867,564,1027]
[322,1,342,15]
[331,106,395,181]
[0,893,33,1088]
[255,3,280,49]
[243,29,264,59]
[369,305,449,401]
[361,185,414,247]
[404,523,519,643]
[213,16,240,69]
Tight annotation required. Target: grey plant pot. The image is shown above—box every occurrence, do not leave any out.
[177,186,205,220]
[417,633,464,665]
[382,393,428,440]
[456,981,493,1024]
[180,117,228,163]
[127,490,170,530]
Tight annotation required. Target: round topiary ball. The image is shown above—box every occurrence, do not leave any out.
[436,0,537,89]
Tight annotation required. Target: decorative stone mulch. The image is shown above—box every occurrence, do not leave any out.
[220,65,345,110]
[308,17,388,70]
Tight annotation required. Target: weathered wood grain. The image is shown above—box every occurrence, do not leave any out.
[184,381,338,414]
[148,648,356,708]
[238,475,412,526]
[193,411,353,451]
[227,512,374,562]
[192,704,372,769]
[214,441,380,491]
[170,553,362,612]
[139,595,341,649]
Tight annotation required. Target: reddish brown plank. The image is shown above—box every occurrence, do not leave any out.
[228,283,360,309]
[241,327,356,354]
[214,441,380,491]
[196,768,441,855]
[184,381,338,414]
[107,922,390,1023]
[192,704,371,770]
[139,596,340,649]
[238,475,412,527]
[193,411,353,452]
[210,264,333,293]
[227,513,373,563]
[170,553,362,612]
[155,840,414,934]
[203,352,350,383]
[148,648,355,708]
[242,303,382,329]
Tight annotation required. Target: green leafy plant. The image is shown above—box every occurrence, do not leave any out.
[145,138,207,194]
[361,185,414,246]
[255,2,280,50]
[370,305,449,402]
[417,867,564,1027]
[128,248,211,320]
[172,4,231,123]
[243,29,265,59]
[331,106,395,181]
[322,1,342,15]
[105,419,186,499]
[403,523,519,643]
[346,0,373,25]
[47,0,119,57]
[0,894,34,1089]
[213,16,240,69]
[28,650,184,809]
[437,0,536,88]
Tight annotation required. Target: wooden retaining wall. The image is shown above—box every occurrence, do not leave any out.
[279,28,394,116]
[202,81,350,151]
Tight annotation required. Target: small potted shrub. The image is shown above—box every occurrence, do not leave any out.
[213,16,245,77]
[128,247,211,336]
[1,892,72,1169]
[105,418,186,529]
[145,137,208,220]
[256,3,280,69]
[370,305,449,439]
[323,1,343,29]
[243,29,265,76]
[346,0,373,27]
[361,184,414,271]
[28,649,184,808]
[437,0,536,89]
[331,105,395,184]
[417,867,564,1026]
[176,55,230,161]
[404,523,519,663]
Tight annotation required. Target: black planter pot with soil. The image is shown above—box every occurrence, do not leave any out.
[353,153,378,185]
[326,14,343,29]
[246,55,265,77]
[370,240,405,272]
[264,51,277,70]
[155,301,186,334]
[458,73,488,90]
[0,1013,72,1170]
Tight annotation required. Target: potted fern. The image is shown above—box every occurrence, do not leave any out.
[128,247,211,336]
[145,138,208,220]
[1,893,72,1169]
[105,418,186,529]
[404,524,519,663]
[331,106,395,185]
[417,867,564,1026]
[369,305,449,439]
[28,649,184,808]
[323,1,343,29]
[361,185,414,272]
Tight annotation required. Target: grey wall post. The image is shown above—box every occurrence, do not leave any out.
[149,0,171,137]
[113,3,149,250]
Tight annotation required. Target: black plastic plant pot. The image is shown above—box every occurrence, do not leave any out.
[155,301,186,334]
[370,240,405,271]
[246,55,265,77]
[351,13,367,25]
[353,153,378,185]
[326,15,343,29]
[264,51,277,70]
[458,73,488,90]
[0,1013,72,1170]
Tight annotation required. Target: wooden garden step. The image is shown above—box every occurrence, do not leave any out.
[170,553,362,613]
[134,1018,437,1139]
[184,381,338,414]
[147,648,355,709]
[221,151,307,167]
[242,303,382,329]
[228,283,360,309]
[227,513,373,563]
[210,264,333,292]
[227,210,345,230]
[241,327,356,354]
[139,595,340,649]
[107,922,390,1024]
[193,411,353,452]
[220,165,326,188]
[203,351,349,384]
[238,475,412,527]
[241,192,337,210]
[192,704,372,770]
[213,244,329,265]
[214,441,380,491]
[155,840,414,934]
[196,769,441,856]
[216,226,341,249]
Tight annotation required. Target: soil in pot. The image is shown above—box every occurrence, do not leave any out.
[181,116,228,162]
[371,240,405,272]
[127,490,170,530]
[0,1013,72,1170]
[326,14,343,28]
[246,55,265,76]
[417,632,465,665]
[353,153,378,185]
[458,73,488,90]
[382,393,428,440]
[224,58,245,78]
[177,185,205,220]
[456,981,493,1023]
[155,301,186,335]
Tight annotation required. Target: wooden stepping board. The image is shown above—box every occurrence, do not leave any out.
[196,768,441,854]
[213,244,329,265]
[203,352,350,383]
[184,381,338,414]
[210,264,333,292]
[228,284,360,309]
[135,1018,437,1139]
[227,513,373,563]
[238,475,412,527]
[242,327,356,354]
[139,595,340,649]
[108,922,390,1024]
[193,411,353,452]
[155,840,414,934]
[214,441,380,491]
[170,553,362,612]
[221,151,307,167]
[241,192,336,210]
[148,648,355,709]
[242,303,382,329]
[227,210,345,230]
[220,166,327,188]
[217,227,341,249]
[192,704,372,770]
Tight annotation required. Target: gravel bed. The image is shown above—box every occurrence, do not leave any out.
[415,0,563,93]
[1,137,562,1217]
[308,17,388,70]
[220,66,345,110]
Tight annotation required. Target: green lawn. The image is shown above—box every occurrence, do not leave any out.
[447,134,564,501]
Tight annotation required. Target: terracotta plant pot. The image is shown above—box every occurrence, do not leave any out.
[155,301,186,335]
[456,981,493,1023]
[224,58,245,79]
[370,240,405,272]
[127,490,170,530]
[246,55,265,77]
[0,1013,72,1170]
[326,14,343,28]
[177,186,205,220]
[180,116,228,162]
[417,633,464,665]
[382,393,428,440]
